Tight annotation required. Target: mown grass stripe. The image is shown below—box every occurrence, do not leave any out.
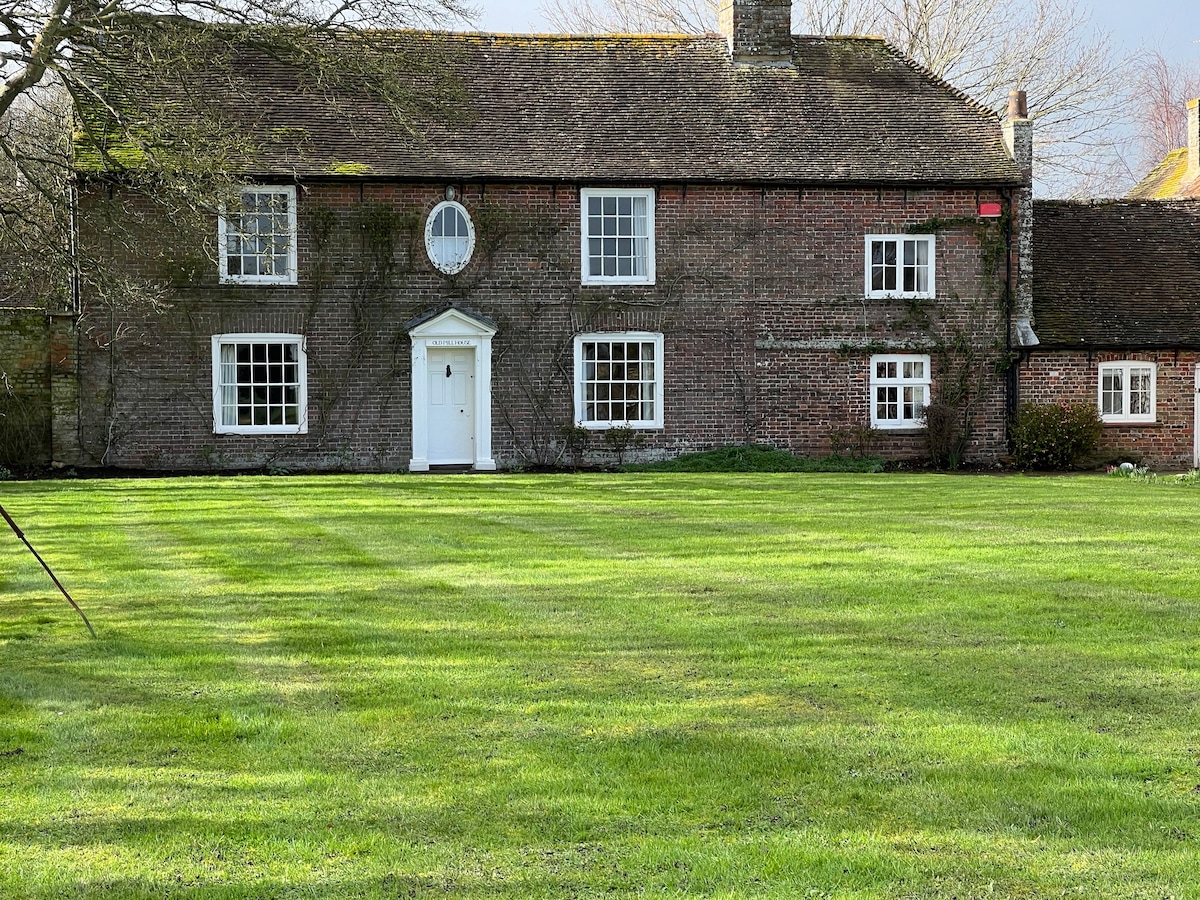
[1,473,1199,898]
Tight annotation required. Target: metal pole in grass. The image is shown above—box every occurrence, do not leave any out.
[0,502,95,637]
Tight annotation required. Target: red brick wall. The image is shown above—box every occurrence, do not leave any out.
[1018,350,1198,469]
[74,180,1013,471]
[0,309,51,466]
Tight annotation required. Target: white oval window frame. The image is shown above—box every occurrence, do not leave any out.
[424,200,476,275]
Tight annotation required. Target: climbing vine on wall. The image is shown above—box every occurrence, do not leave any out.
[906,213,1012,466]
[78,185,1017,471]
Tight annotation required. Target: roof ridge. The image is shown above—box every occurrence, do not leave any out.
[452,31,712,41]
[1036,198,1200,207]
[791,34,887,42]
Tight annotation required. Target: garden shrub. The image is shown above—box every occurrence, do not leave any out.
[1010,402,1102,470]
[602,426,645,465]
[828,425,880,459]
[558,423,590,467]
[924,401,968,469]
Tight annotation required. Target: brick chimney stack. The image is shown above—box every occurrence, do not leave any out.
[718,0,792,66]
[1007,89,1028,120]
[1187,97,1199,184]
[1002,89,1038,347]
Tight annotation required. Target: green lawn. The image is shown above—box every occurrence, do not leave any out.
[1,473,1199,898]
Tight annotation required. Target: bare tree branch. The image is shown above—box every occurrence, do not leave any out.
[1126,46,1200,176]
[0,0,478,309]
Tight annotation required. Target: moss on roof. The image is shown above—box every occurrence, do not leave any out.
[75,19,1023,186]
[1127,149,1189,200]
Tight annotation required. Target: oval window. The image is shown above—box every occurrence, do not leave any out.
[425,200,475,274]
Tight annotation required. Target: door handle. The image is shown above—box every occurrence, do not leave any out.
[446,365,452,378]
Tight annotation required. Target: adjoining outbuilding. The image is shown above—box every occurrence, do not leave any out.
[1022,199,1200,469]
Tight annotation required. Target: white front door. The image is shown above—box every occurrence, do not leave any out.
[427,347,475,464]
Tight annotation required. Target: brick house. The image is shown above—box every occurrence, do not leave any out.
[1127,97,1199,201]
[1022,199,1200,469]
[46,0,1033,472]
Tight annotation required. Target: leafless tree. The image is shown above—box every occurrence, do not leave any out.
[539,0,1131,197]
[1126,47,1200,176]
[792,0,876,35]
[540,0,879,38]
[0,0,476,307]
[538,0,711,32]
[0,0,476,124]
[0,84,70,304]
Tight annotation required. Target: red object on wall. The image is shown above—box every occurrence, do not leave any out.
[978,201,1003,217]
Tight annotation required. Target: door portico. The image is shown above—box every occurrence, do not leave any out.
[406,307,497,471]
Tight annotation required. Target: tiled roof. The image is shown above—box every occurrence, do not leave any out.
[1032,200,1200,348]
[79,25,1023,185]
[1126,149,1200,200]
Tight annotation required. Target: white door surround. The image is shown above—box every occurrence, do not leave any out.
[408,308,497,471]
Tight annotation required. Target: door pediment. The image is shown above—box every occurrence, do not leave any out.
[406,306,497,339]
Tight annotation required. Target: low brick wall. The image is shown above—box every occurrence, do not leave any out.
[0,309,51,468]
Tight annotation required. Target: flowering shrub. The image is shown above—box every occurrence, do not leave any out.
[1010,402,1102,470]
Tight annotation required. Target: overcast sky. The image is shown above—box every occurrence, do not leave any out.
[472,0,1199,65]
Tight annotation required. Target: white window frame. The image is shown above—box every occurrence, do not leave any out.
[870,353,931,429]
[211,333,308,435]
[218,185,298,285]
[865,234,935,299]
[424,200,476,275]
[1098,361,1156,424]
[573,331,664,429]
[580,188,655,286]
